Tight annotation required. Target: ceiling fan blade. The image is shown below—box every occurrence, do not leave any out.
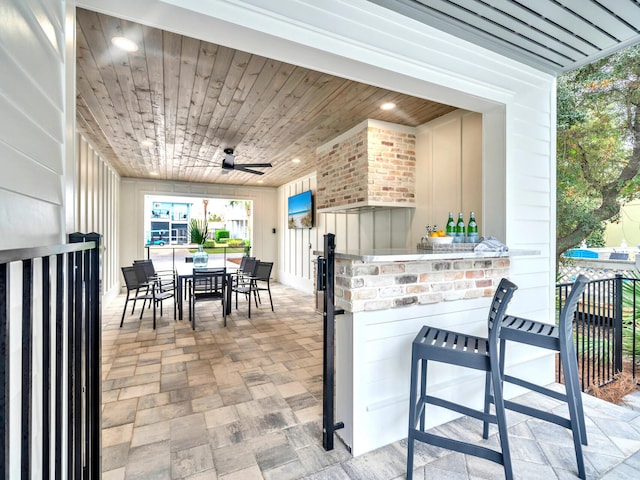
[236,163,272,168]
[235,166,266,175]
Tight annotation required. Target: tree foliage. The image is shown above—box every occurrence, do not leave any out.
[557,45,640,263]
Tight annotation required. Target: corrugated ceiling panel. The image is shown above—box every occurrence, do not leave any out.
[598,0,640,29]
[480,0,600,54]
[368,0,640,74]
[451,0,615,48]
[556,0,638,39]
[412,0,571,66]
[442,1,583,61]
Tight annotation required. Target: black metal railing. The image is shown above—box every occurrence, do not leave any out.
[557,274,638,391]
[0,233,102,479]
[317,233,344,451]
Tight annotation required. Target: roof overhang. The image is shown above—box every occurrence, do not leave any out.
[367,0,640,75]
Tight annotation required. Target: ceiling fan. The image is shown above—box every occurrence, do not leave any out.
[221,148,272,175]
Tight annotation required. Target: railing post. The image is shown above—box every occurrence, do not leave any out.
[614,274,623,374]
[0,262,7,480]
[69,233,102,480]
[320,233,344,450]
[21,259,33,479]
[85,233,102,480]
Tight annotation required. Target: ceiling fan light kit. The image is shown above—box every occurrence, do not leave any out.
[221,148,272,175]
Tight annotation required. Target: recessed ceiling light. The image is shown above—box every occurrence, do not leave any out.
[149,171,159,176]
[141,139,154,147]
[292,158,301,163]
[257,180,264,183]
[111,36,138,52]
[380,102,396,110]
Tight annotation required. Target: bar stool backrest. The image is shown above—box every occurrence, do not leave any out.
[559,274,589,346]
[487,278,518,345]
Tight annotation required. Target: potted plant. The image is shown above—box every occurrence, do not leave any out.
[189,219,209,267]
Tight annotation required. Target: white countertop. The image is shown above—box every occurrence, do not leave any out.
[313,248,540,262]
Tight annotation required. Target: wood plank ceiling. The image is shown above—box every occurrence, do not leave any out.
[75,8,456,187]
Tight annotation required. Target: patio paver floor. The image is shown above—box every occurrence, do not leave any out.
[101,282,640,479]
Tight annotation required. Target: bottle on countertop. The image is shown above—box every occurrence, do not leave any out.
[467,211,479,244]
[445,212,456,237]
[455,212,465,243]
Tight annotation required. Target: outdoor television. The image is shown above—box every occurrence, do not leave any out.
[287,190,314,229]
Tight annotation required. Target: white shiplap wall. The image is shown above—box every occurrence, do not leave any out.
[0,0,71,477]
[0,0,68,249]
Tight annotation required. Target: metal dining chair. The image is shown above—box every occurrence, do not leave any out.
[484,274,589,479]
[229,256,256,288]
[133,259,176,294]
[232,261,273,318]
[231,258,258,311]
[407,278,518,480]
[121,266,174,329]
[189,267,227,329]
[249,261,274,312]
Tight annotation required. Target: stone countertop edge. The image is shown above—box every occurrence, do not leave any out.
[312,248,540,262]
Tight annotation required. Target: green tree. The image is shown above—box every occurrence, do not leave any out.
[557,45,640,264]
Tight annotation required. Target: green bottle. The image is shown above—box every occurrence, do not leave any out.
[467,212,479,243]
[455,212,465,243]
[445,212,456,237]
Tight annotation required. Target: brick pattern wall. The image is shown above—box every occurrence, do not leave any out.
[366,126,416,204]
[317,128,368,210]
[316,121,416,210]
[334,257,511,312]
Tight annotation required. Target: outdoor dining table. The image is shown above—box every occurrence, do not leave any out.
[175,263,233,320]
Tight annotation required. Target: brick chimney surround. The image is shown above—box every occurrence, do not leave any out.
[316,119,416,212]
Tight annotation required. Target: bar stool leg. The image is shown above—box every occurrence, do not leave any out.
[490,357,513,480]
[565,344,588,445]
[482,370,493,440]
[406,350,420,480]
[419,358,427,431]
[561,348,587,479]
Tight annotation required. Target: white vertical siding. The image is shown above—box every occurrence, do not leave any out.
[278,174,317,292]
[74,133,121,302]
[278,172,414,292]
[414,110,483,243]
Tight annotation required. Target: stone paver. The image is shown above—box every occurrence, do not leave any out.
[102,280,640,479]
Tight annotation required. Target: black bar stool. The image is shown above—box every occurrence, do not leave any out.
[406,278,518,480]
[484,274,589,479]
